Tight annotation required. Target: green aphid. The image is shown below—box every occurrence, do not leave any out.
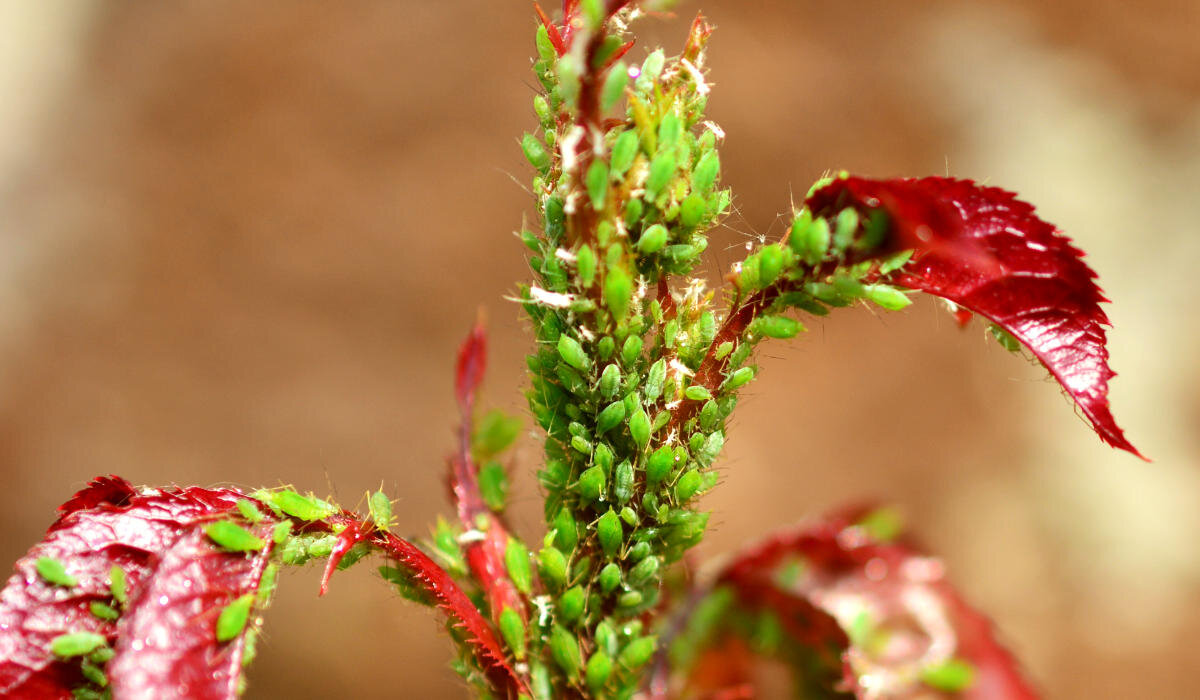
[571,554,594,583]
[644,359,666,401]
[586,159,609,210]
[878,248,914,275]
[618,636,657,670]
[216,593,255,643]
[620,506,638,526]
[80,658,108,688]
[498,607,527,661]
[628,407,651,450]
[674,469,703,502]
[623,197,644,229]
[714,341,734,361]
[597,336,615,361]
[544,128,557,149]
[473,410,523,458]
[538,546,568,590]
[637,223,669,254]
[657,111,683,152]
[544,196,566,241]
[553,508,579,554]
[206,521,265,552]
[270,490,336,521]
[614,461,635,504]
[557,334,591,372]
[698,400,719,432]
[789,209,828,264]
[628,555,660,587]
[596,400,626,435]
[617,590,643,609]
[550,625,582,677]
[921,658,976,692]
[679,193,707,229]
[599,363,622,399]
[610,130,640,178]
[585,650,614,691]
[759,244,787,287]
[271,520,292,545]
[620,336,642,366]
[256,563,279,607]
[576,465,607,503]
[109,566,127,605]
[597,509,623,558]
[595,619,619,656]
[637,49,665,92]
[860,208,891,249]
[556,54,582,106]
[644,152,677,201]
[651,409,670,433]
[739,252,762,291]
[478,462,510,512]
[35,557,77,588]
[683,384,712,401]
[598,563,622,593]
[576,244,597,288]
[601,62,629,112]
[865,284,912,311]
[750,315,804,339]
[856,506,905,543]
[505,538,534,595]
[556,364,588,396]
[521,133,551,173]
[692,150,720,194]
[535,25,555,62]
[236,499,263,524]
[520,229,541,254]
[699,431,725,465]
[559,585,586,623]
[89,601,120,622]
[834,207,860,250]
[989,323,1023,353]
[594,442,615,476]
[604,267,633,321]
[368,490,393,532]
[625,541,651,562]
[645,445,673,485]
[533,94,552,124]
[50,632,106,658]
[662,318,681,349]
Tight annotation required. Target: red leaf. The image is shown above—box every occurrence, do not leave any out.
[0,477,278,699]
[373,530,528,697]
[806,176,1143,459]
[716,510,1039,699]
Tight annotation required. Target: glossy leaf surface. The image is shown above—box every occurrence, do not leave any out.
[807,176,1141,458]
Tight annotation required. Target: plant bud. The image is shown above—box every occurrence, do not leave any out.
[505,538,533,594]
[674,469,703,502]
[550,625,582,676]
[576,465,607,502]
[559,585,586,623]
[619,636,657,671]
[597,509,623,557]
[598,562,622,593]
[585,650,614,691]
[538,546,568,590]
[637,223,669,254]
[498,606,526,660]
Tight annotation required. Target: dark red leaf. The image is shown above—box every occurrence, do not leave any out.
[0,477,278,699]
[806,176,1143,459]
[716,509,1039,699]
[373,530,528,697]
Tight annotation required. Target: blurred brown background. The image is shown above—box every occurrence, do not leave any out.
[1,1,1198,697]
